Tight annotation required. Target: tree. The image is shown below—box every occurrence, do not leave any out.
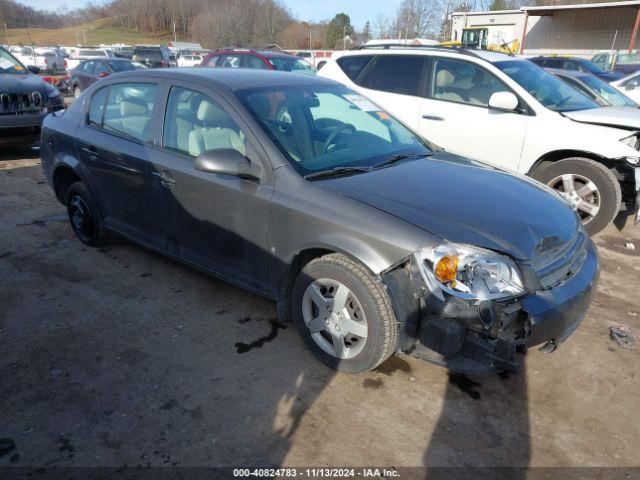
[489,0,508,10]
[362,21,372,43]
[325,13,354,50]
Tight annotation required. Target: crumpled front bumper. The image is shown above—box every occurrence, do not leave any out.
[389,235,599,374]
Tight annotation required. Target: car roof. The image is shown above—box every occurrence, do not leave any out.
[213,49,297,59]
[108,68,339,91]
[337,46,516,64]
[535,55,588,62]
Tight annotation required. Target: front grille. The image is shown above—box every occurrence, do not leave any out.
[533,233,587,290]
[0,91,45,115]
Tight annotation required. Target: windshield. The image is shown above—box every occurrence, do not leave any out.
[495,60,599,112]
[268,57,316,75]
[581,74,638,107]
[236,84,432,177]
[0,48,28,74]
[106,60,136,72]
[618,53,640,64]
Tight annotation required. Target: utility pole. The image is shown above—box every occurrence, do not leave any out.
[173,20,177,42]
[82,29,87,45]
[343,24,346,50]
[3,21,10,45]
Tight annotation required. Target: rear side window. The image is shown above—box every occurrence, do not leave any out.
[358,55,424,96]
[337,55,374,81]
[100,83,158,142]
[219,55,242,68]
[88,87,108,126]
[203,55,219,66]
[244,55,268,69]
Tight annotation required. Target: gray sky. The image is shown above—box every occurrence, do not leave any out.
[15,0,401,29]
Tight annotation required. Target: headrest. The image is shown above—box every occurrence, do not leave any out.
[197,99,226,122]
[120,97,148,117]
[436,69,456,88]
[247,94,271,119]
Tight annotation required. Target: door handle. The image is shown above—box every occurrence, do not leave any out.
[152,170,176,187]
[422,114,445,121]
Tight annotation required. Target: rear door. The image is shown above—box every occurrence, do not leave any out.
[79,61,97,90]
[347,54,428,130]
[417,56,530,171]
[75,80,162,243]
[146,82,272,292]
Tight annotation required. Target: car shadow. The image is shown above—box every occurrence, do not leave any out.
[423,352,531,479]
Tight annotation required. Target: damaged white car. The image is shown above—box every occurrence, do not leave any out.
[320,48,640,234]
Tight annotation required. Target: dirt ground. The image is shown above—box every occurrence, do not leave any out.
[1,147,639,475]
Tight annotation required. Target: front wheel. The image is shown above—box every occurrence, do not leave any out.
[531,157,621,235]
[291,253,397,373]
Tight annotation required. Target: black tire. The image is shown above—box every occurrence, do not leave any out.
[66,182,107,246]
[291,253,397,373]
[531,157,621,235]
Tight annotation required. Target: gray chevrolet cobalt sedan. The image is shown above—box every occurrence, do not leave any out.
[40,69,599,374]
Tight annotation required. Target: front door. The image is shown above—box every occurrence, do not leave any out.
[418,56,529,172]
[76,81,160,243]
[147,84,272,292]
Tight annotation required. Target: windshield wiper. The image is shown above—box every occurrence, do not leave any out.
[370,152,434,170]
[304,166,370,180]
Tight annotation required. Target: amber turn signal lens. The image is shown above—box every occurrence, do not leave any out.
[435,255,458,283]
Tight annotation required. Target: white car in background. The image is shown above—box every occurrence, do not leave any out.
[319,47,640,234]
[65,48,115,71]
[611,71,640,104]
[177,54,202,67]
[8,46,64,73]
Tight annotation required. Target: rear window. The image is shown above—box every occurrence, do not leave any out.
[79,50,106,57]
[134,49,162,60]
[106,60,136,72]
[358,55,425,96]
[337,55,374,81]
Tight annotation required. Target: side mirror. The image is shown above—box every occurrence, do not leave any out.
[27,65,40,74]
[194,148,259,181]
[488,91,520,112]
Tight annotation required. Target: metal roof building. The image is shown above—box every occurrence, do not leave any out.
[450,0,640,57]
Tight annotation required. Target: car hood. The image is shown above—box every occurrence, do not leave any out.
[563,106,640,130]
[317,154,579,261]
[0,73,47,94]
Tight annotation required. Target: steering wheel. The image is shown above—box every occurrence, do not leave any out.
[323,125,354,153]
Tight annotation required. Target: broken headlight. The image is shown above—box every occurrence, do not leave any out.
[415,244,524,301]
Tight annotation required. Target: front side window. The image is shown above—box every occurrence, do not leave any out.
[99,83,158,142]
[163,86,246,157]
[495,59,598,112]
[358,55,424,96]
[431,57,508,107]
[237,84,430,177]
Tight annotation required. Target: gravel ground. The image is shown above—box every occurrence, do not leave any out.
[1,148,639,475]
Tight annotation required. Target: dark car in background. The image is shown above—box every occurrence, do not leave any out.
[40,68,598,375]
[0,47,65,148]
[200,48,316,75]
[547,68,638,108]
[131,45,174,68]
[529,56,624,82]
[65,58,142,98]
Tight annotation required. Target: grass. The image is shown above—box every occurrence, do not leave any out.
[2,18,178,47]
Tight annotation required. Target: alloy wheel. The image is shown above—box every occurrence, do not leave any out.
[547,173,600,224]
[301,278,368,360]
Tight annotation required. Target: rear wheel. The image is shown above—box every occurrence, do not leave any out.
[66,182,107,246]
[531,157,621,235]
[291,253,397,373]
